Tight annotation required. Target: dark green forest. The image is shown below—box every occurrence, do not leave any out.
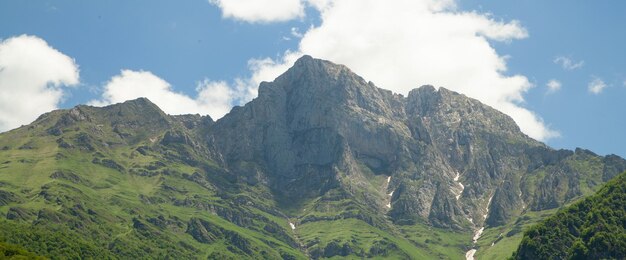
[514,171,626,259]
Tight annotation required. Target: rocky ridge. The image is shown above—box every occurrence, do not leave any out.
[0,55,624,259]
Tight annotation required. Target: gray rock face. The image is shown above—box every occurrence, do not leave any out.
[203,55,626,229]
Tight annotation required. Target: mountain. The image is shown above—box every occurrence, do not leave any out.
[0,55,624,259]
[513,171,626,259]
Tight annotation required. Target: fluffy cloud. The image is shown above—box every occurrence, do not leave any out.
[212,0,558,141]
[554,56,584,70]
[0,35,79,132]
[208,0,304,23]
[588,77,607,95]
[90,70,232,119]
[546,79,562,94]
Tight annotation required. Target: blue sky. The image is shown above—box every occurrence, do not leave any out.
[0,0,624,157]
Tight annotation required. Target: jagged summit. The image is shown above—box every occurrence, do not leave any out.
[209,55,624,231]
[258,55,380,105]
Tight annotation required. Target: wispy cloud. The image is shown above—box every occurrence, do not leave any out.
[588,77,607,95]
[554,56,584,70]
[546,79,562,94]
[290,27,303,38]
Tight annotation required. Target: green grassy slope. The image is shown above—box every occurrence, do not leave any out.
[512,171,626,259]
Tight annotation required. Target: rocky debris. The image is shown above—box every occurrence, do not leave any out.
[186,218,218,243]
[602,154,626,181]
[56,138,73,149]
[429,183,464,229]
[487,180,523,226]
[6,207,35,221]
[186,217,253,255]
[74,133,95,151]
[132,217,161,237]
[18,141,36,150]
[92,158,125,172]
[35,208,71,224]
[50,170,83,184]
[368,239,399,257]
[161,130,197,148]
[147,215,185,232]
[171,114,213,130]
[0,190,21,206]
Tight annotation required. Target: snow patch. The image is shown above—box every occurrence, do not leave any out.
[452,172,464,200]
[289,222,295,230]
[385,176,394,209]
[483,194,494,220]
[455,182,464,200]
[472,227,484,243]
[465,249,477,260]
[465,193,495,259]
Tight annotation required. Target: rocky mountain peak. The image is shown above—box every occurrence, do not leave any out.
[280,55,352,83]
[1,55,625,259]
[93,97,165,116]
[259,55,376,103]
[210,56,626,231]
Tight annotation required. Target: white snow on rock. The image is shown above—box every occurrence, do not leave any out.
[465,193,495,259]
[465,249,477,260]
[385,176,394,209]
[451,172,465,200]
[472,227,484,243]
[483,194,494,220]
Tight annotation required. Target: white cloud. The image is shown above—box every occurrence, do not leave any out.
[208,0,304,23]
[546,79,562,94]
[216,0,558,141]
[291,27,304,38]
[554,56,584,70]
[588,77,607,95]
[90,70,233,119]
[0,35,79,132]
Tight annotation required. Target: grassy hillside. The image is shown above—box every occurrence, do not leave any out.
[512,171,626,259]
